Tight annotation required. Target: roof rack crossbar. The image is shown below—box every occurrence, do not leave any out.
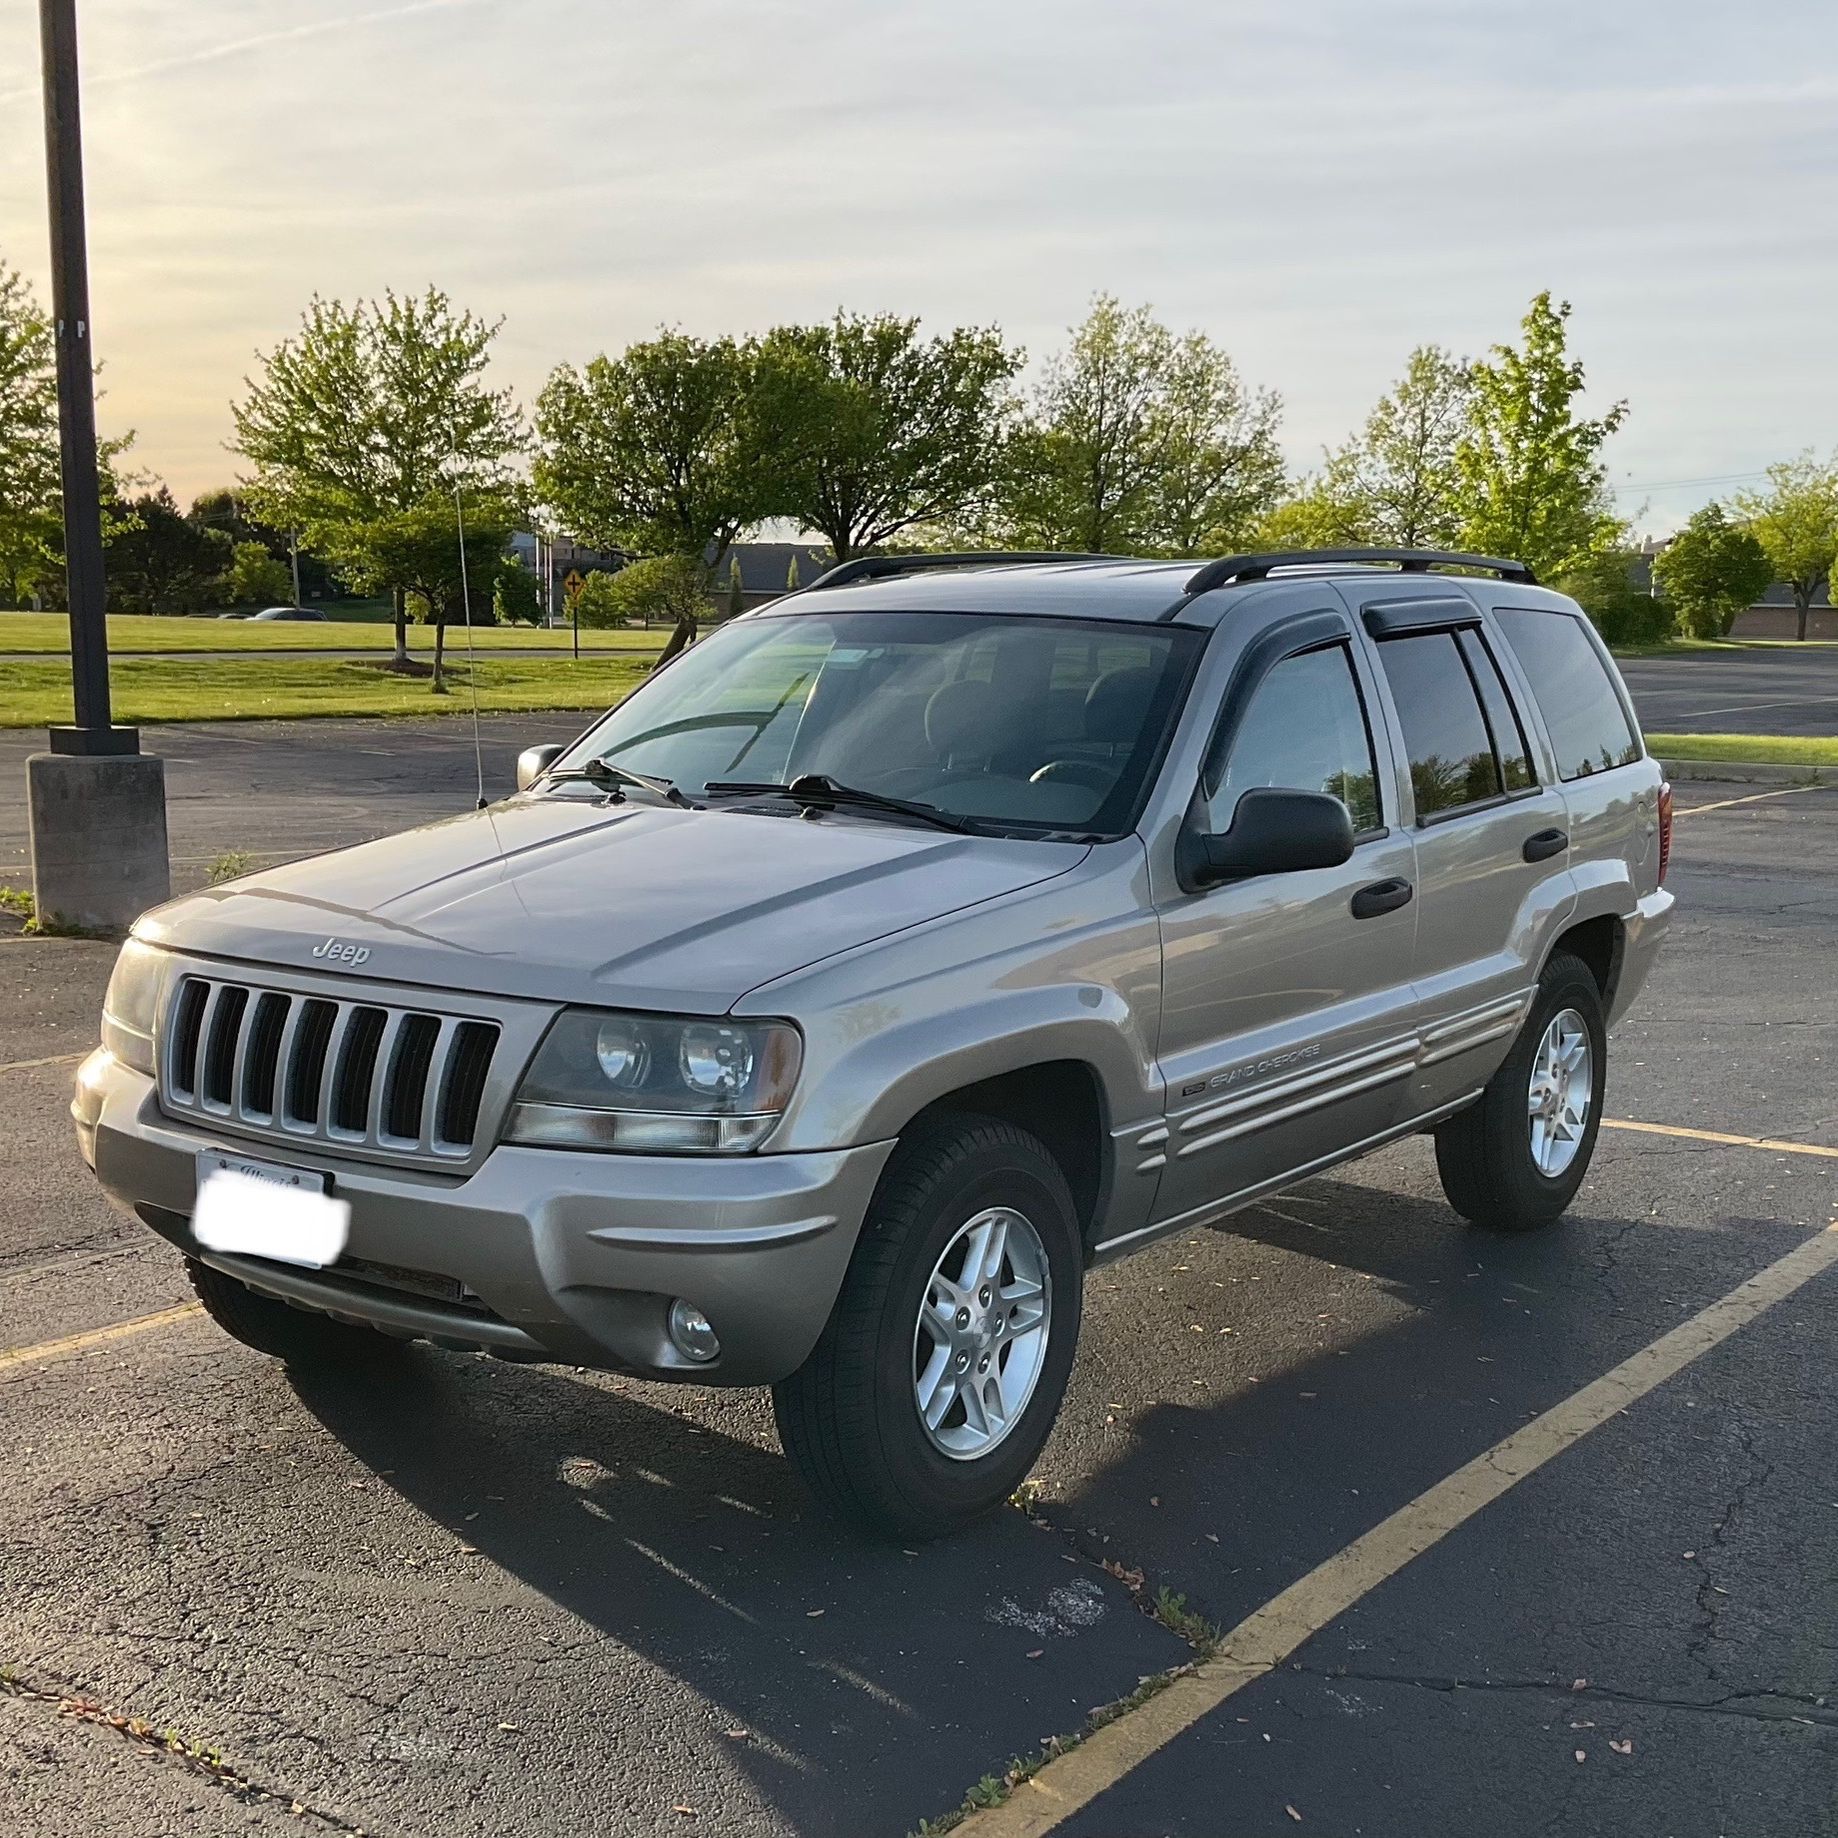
[1183,547,1537,596]
[805,551,1131,592]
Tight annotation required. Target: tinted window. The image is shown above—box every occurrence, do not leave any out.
[1457,628,1537,791]
[1377,632,1501,817]
[1210,644,1381,833]
[1495,609,1641,781]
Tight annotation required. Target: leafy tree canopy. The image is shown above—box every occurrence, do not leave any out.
[104,487,230,615]
[1453,292,1627,577]
[1314,345,1472,549]
[1732,451,1838,637]
[751,313,1022,561]
[0,259,133,606]
[232,289,523,655]
[1653,503,1775,639]
[226,539,292,608]
[1003,296,1284,555]
[535,332,756,567]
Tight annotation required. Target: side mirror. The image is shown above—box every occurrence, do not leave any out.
[1178,786,1356,891]
[516,743,566,792]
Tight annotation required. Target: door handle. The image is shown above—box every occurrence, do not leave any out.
[1350,877,1413,920]
[1522,827,1569,863]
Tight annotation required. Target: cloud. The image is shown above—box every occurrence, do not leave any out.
[0,0,483,105]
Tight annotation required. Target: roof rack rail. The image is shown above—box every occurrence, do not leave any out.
[805,551,1128,591]
[1183,547,1537,596]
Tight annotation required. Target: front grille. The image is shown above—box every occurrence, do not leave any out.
[160,976,501,1160]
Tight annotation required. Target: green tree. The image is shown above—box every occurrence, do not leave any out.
[1653,504,1775,639]
[1003,297,1170,551]
[1157,332,1284,552]
[751,313,1022,561]
[1004,297,1281,555]
[1315,346,1472,548]
[104,487,230,613]
[1452,293,1627,577]
[534,331,759,573]
[576,555,707,663]
[0,259,132,607]
[231,289,523,662]
[191,489,337,600]
[492,557,541,626]
[726,553,745,619]
[1551,551,1673,647]
[226,539,292,607]
[1248,479,1366,550]
[322,496,514,692]
[1732,452,1838,640]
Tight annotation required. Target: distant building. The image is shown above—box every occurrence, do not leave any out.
[1630,540,1833,639]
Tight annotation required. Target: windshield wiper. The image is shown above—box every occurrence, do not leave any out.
[545,758,698,808]
[702,773,973,834]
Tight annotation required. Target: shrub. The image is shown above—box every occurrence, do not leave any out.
[227,540,292,607]
[1554,551,1675,647]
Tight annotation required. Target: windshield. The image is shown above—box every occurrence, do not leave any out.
[552,609,1200,836]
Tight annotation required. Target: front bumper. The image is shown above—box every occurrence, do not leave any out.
[75,1049,893,1385]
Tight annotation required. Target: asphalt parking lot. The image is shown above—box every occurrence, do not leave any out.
[1617,643,1838,738]
[2,755,1835,1837]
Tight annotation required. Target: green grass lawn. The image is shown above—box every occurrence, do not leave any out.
[1647,732,1838,767]
[0,610,659,655]
[1610,636,1838,658]
[0,654,653,727]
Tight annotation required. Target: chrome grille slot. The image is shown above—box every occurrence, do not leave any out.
[159,975,502,1163]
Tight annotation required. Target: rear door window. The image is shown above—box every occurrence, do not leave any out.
[1456,628,1537,791]
[1375,631,1502,818]
[1494,609,1641,781]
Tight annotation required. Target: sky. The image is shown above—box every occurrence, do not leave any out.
[2,0,1835,537]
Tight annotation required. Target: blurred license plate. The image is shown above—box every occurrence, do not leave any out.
[193,1150,348,1269]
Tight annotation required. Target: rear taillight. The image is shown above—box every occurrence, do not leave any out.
[1657,780,1673,885]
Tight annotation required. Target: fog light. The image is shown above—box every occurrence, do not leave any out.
[666,1298,720,1364]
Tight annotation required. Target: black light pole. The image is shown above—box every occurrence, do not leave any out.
[39,0,129,757]
[27,0,168,930]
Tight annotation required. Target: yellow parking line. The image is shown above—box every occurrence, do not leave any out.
[1603,1117,1838,1160]
[0,1051,84,1075]
[967,1223,1838,1836]
[0,1304,203,1372]
[1675,785,1827,816]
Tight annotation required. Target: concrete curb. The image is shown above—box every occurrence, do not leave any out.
[1658,757,1831,786]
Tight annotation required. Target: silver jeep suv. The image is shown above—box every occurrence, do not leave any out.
[74,548,1673,1539]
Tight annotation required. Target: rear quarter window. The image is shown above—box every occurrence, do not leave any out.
[1494,608,1642,782]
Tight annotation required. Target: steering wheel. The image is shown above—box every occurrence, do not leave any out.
[1029,760,1115,792]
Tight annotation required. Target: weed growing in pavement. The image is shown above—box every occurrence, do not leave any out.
[207,851,255,884]
[0,886,33,921]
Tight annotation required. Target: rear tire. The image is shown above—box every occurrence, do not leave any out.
[186,1256,403,1366]
[1435,949,1607,1232]
[772,1114,1083,1541]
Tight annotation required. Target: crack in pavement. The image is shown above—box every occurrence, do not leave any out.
[1288,1664,1836,1726]
[0,1664,391,1834]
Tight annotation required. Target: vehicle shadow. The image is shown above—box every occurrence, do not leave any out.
[286,1345,1181,1838]
[1044,1161,1811,1632]
[285,1157,1806,1834]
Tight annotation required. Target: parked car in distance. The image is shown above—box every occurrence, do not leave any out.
[247,606,327,622]
[74,547,1672,1539]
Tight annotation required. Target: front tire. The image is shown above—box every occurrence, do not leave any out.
[186,1256,403,1366]
[1434,949,1607,1232]
[772,1114,1083,1541]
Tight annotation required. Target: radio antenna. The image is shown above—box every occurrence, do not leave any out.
[451,476,487,811]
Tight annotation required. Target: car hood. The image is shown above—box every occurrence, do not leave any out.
[137,794,1091,1011]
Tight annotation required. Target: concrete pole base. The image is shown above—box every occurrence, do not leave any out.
[27,750,171,933]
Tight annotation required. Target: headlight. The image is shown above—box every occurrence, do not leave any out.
[506,1009,802,1153]
[101,938,164,1076]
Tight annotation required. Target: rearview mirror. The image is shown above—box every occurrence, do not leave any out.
[1178,787,1356,891]
[516,743,566,791]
